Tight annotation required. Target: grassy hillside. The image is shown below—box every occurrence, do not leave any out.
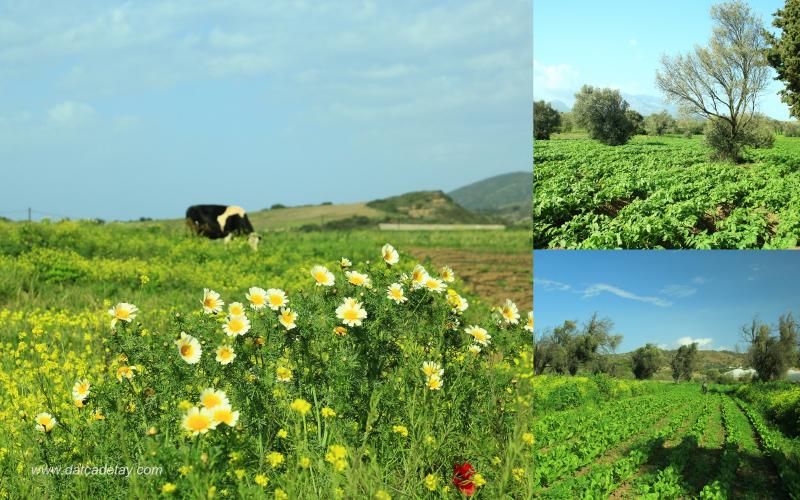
[448,172,531,224]
[366,190,493,225]
[134,191,497,233]
[606,349,748,379]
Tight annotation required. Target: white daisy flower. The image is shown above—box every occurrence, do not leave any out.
[246,287,268,310]
[336,297,367,327]
[386,283,407,304]
[108,302,138,328]
[202,289,224,314]
[381,244,399,266]
[311,265,335,287]
[176,332,202,364]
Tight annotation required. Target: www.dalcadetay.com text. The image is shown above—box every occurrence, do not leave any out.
[31,465,163,477]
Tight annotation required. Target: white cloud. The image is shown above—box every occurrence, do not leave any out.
[583,283,672,307]
[534,278,572,292]
[676,336,713,347]
[660,284,697,298]
[691,276,708,285]
[205,53,276,77]
[533,59,579,91]
[48,101,96,125]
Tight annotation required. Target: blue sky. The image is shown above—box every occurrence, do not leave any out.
[534,251,800,353]
[534,0,793,120]
[0,0,530,221]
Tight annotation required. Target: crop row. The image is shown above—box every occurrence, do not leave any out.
[541,396,701,498]
[737,399,800,498]
[632,398,714,498]
[533,389,695,488]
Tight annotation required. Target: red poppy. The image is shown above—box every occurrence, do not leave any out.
[452,462,476,496]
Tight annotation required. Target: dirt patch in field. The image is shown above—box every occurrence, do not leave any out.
[407,247,532,308]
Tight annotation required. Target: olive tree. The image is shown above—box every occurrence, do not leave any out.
[656,1,771,161]
[533,101,561,140]
[631,343,663,380]
[572,85,635,145]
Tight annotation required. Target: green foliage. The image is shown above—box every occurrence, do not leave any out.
[0,221,533,498]
[645,111,676,136]
[656,1,771,161]
[533,135,800,249]
[735,382,800,437]
[572,85,635,146]
[626,110,646,135]
[767,0,800,120]
[742,314,798,382]
[631,343,663,380]
[533,100,561,140]
[534,313,621,376]
[671,343,699,382]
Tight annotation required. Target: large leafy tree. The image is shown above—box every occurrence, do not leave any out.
[656,1,770,161]
[742,315,799,380]
[767,0,800,119]
[671,343,699,382]
[631,343,663,380]
[534,314,622,375]
[572,85,635,146]
[533,100,562,140]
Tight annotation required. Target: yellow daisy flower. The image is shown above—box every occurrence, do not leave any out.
[525,311,534,332]
[289,398,311,416]
[410,265,428,289]
[321,407,336,418]
[34,412,57,433]
[440,266,455,283]
[422,361,443,378]
[276,366,293,382]
[266,451,285,468]
[116,365,136,382]
[426,374,443,391]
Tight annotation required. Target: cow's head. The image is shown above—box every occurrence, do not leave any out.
[248,232,262,251]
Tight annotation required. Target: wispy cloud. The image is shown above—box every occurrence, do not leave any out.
[533,59,579,94]
[582,283,672,308]
[48,100,96,126]
[660,284,697,298]
[534,277,573,292]
[676,336,713,347]
[691,276,708,285]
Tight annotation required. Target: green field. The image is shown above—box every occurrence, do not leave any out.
[534,135,800,249]
[532,376,800,498]
[0,221,533,498]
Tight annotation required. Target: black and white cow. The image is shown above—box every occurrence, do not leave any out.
[185,205,260,250]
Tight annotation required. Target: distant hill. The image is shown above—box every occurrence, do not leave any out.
[366,190,493,224]
[549,99,570,112]
[448,172,531,224]
[606,349,748,380]
[133,190,496,232]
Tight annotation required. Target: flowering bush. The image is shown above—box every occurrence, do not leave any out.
[0,237,533,498]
